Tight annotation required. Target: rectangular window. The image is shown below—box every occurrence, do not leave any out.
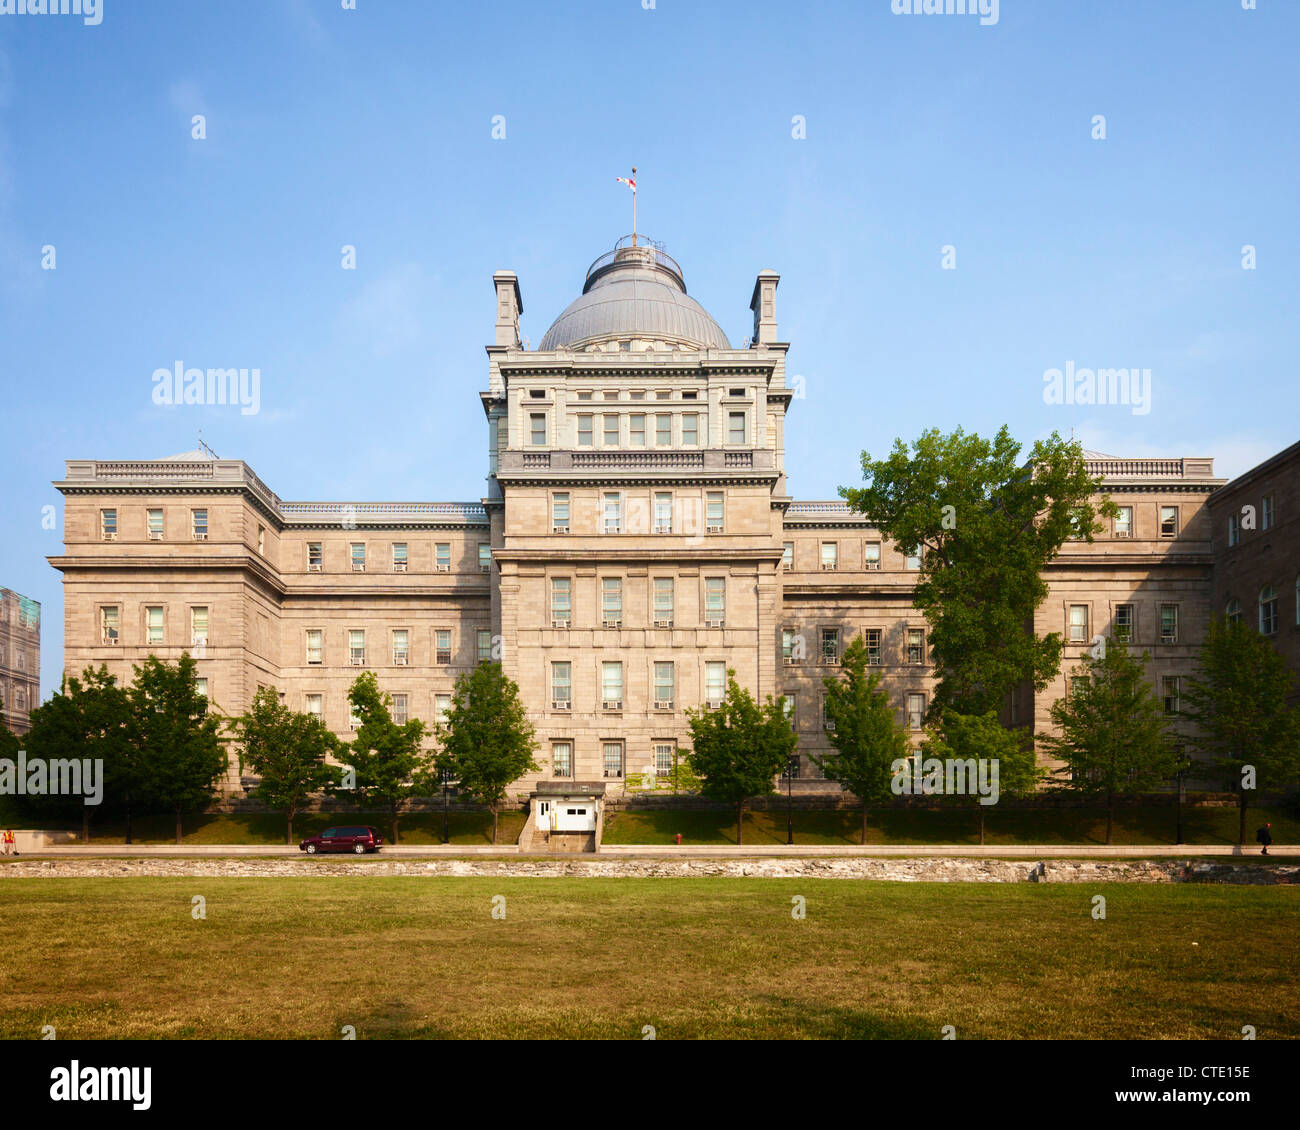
[146,606,163,645]
[101,605,119,644]
[552,492,570,533]
[306,629,323,665]
[349,706,362,732]
[629,413,646,446]
[577,391,593,401]
[1228,513,1240,547]
[821,627,840,664]
[553,741,572,777]
[101,509,117,539]
[195,679,208,701]
[147,508,164,540]
[655,414,671,446]
[782,542,794,569]
[1071,676,1090,697]
[551,577,571,625]
[727,411,746,444]
[907,629,925,664]
[1162,676,1180,715]
[654,741,675,777]
[783,696,795,729]
[192,509,208,539]
[705,661,726,704]
[704,577,726,624]
[1068,604,1089,643]
[1115,604,1134,644]
[392,694,408,726]
[392,629,409,665]
[653,578,674,625]
[392,543,408,572]
[578,414,594,446]
[864,628,882,665]
[1160,604,1178,644]
[432,543,450,572]
[477,629,492,663]
[305,693,322,720]
[654,661,675,707]
[1160,506,1178,538]
[603,414,619,446]
[706,491,724,532]
[603,492,622,534]
[782,628,797,664]
[603,741,624,779]
[906,693,926,731]
[864,542,881,570]
[654,492,673,533]
[529,413,546,446]
[905,546,922,571]
[821,541,838,571]
[435,694,451,725]
[682,413,698,446]
[190,606,209,646]
[1115,506,1133,538]
[435,629,452,665]
[351,543,366,572]
[602,661,623,707]
[1262,494,1275,531]
[307,542,323,571]
[349,630,366,666]
[551,662,571,708]
[602,578,623,626]
[479,543,491,572]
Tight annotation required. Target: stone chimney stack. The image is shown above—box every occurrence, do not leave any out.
[493,271,523,348]
[749,270,780,346]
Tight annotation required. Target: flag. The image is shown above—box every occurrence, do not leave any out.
[616,175,636,192]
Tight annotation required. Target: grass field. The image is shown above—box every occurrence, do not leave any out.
[0,878,1295,1039]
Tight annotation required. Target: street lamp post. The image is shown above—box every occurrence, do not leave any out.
[1175,762,1187,846]
[785,757,796,846]
[441,768,451,845]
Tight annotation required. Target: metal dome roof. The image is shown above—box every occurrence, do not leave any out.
[537,237,730,351]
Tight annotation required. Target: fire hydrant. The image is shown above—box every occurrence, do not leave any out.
[675,833,682,846]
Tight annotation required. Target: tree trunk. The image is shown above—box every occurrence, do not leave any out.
[979,804,985,847]
[1239,791,1248,846]
[862,803,868,846]
[175,806,183,845]
[82,809,90,844]
[392,809,400,846]
[736,801,744,846]
[286,811,294,846]
[1105,793,1113,846]
[125,800,132,845]
[492,804,499,845]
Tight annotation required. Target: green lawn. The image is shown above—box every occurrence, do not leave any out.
[0,878,1294,1039]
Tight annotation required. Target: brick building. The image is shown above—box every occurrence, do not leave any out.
[0,588,41,736]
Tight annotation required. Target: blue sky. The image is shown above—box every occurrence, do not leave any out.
[1,0,1296,700]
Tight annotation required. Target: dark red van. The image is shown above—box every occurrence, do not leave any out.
[299,826,383,855]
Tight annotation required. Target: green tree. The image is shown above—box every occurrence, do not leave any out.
[338,671,433,845]
[128,654,227,843]
[1040,640,1178,844]
[234,687,341,844]
[841,427,1116,717]
[924,711,1041,845]
[23,666,134,842]
[436,662,538,845]
[812,635,912,843]
[1182,616,1300,845]
[684,670,797,846]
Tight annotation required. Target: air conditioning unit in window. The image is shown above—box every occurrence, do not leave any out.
[102,532,117,541]
[705,619,724,628]
[193,533,208,541]
[866,562,880,571]
[654,524,672,534]
[551,618,570,629]
[352,563,365,573]
[654,619,674,628]
[552,525,569,534]
[605,525,622,534]
[393,563,407,572]
[350,655,366,666]
[480,565,490,573]
[551,700,571,711]
[602,619,622,629]
[102,633,119,645]
[602,700,622,711]
[435,564,450,573]
[821,563,837,571]
[823,721,836,731]
[308,563,323,573]
[653,700,674,710]
[1116,530,1132,539]
[821,656,840,665]
[706,525,723,534]
[706,699,723,710]
[149,531,164,541]
[783,656,796,665]
[393,654,409,666]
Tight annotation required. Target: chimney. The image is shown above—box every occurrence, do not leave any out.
[493,271,524,348]
[749,270,780,346]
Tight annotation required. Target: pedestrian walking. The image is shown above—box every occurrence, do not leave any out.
[1256,822,1273,856]
[1,829,14,856]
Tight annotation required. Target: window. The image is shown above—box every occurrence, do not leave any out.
[630,390,646,401]
[1068,604,1089,643]
[821,627,840,664]
[305,694,322,720]
[782,628,797,664]
[551,662,571,708]
[783,696,795,728]
[1114,604,1134,644]
[1262,494,1275,531]
[907,629,925,664]
[629,413,646,446]
[864,628,882,665]
[435,543,451,571]
[654,662,675,708]
[602,662,623,708]
[603,492,622,534]
[146,606,163,645]
[435,629,452,665]
[1259,584,1278,635]
[1070,676,1090,697]
[821,542,838,571]
[101,606,119,644]
[257,525,265,555]
[727,411,746,444]
[308,542,323,571]
[101,509,117,539]
[654,741,675,777]
[392,629,409,666]
[349,630,366,666]
[190,606,209,647]
[906,693,926,730]
[351,543,366,572]
[605,390,621,400]
[654,492,673,533]
[192,509,208,539]
[477,629,492,663]
[553,741,572,778]
[1225,597,1241,623]
[655,414,671,446]
[864,542,881,570]
[435,694,451,725]
[552,492,570,533]
[194,679,208,701]
[1160,506,1178,537]
[682,413,698,446]
[822,699,835,732]
[528,388,546,399]
[1162,676,1180,716]
[1228,513,1240,547]
[905,546,922,571]
[479,543,491,573]
[576,391,593,401]
[349,706,362,732]
[653,578,674,625]
[602,578,623,626]
[1159,604,1178,644]
[603,741,624,779]
[782,542,794,569]
[530,413,546,446]
[705,661,726,704]
[706,491,724,532]
[551,578,571,625]
[654,389,670,400]
[145,508,163,541]
[392,694,409,726]
[704,578,726,624]
[388,543,407,573]
[1114,506,1132,538]
[306,629,323,665]
[578,414,594,446]
[603,414,619,446]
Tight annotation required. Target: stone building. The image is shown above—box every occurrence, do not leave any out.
[0,587,41,736]
[47,235,1291,796]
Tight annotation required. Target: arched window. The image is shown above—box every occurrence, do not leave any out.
[1225,597,1241,623]
[1259,584,1278,635]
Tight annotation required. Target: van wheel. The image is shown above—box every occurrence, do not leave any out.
[354,843,366,855]
[306,844,317,855]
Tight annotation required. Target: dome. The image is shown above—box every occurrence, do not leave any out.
[537,237,730,351]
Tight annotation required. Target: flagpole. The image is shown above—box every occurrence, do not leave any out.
[632,166,637,247]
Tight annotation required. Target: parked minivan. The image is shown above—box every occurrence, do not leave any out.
[299,826,383,855]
